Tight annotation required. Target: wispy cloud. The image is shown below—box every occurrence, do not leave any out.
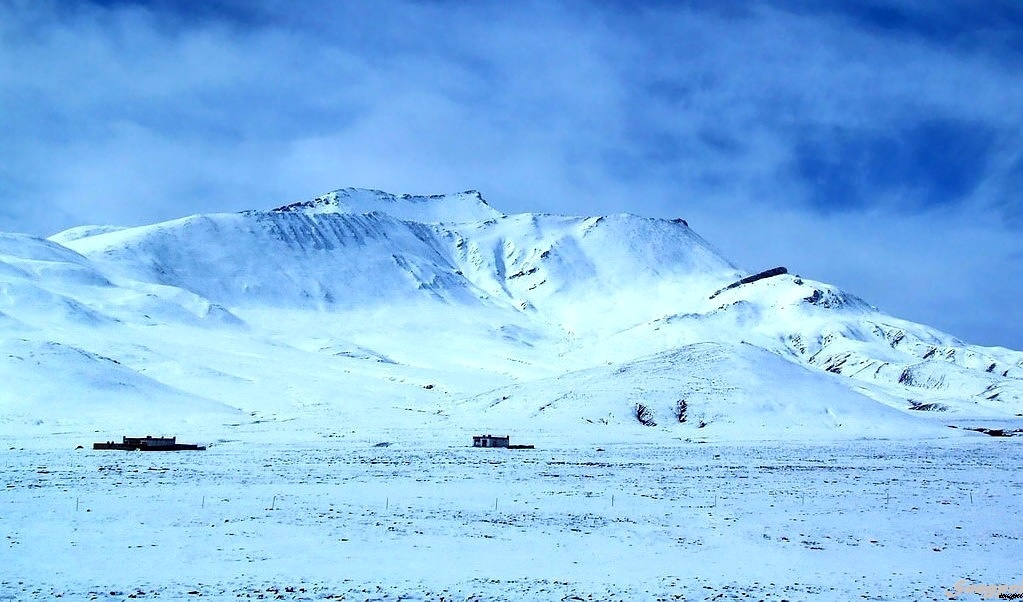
[1,0,1021,347]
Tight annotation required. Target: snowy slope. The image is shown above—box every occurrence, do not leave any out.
[0,232,242,331]
[57,211,491,309]
[462,342,941,441]
[0,337,240,431]
[0,233,247,434]
[447,212,740,334]
[672,273,1022,415]
[0,188,1019,442]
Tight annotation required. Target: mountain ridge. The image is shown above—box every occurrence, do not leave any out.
[0,188,1018,441]
[271,187,504,224]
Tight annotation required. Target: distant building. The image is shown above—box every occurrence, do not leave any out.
[473,434,510,448]
[93,435,205,451]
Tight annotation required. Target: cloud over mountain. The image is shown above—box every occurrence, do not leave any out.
[1,0,1021,348]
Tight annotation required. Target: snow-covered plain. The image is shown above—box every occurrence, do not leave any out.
[3,439,1022,601]
[3,188,1023,599]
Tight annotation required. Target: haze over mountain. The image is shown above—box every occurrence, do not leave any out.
[2,188,1021,443]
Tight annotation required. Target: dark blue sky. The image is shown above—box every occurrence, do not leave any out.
[1,0,1021,348]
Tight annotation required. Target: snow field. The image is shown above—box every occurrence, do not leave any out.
[4,188,1023,601]
[2,439,1021,601]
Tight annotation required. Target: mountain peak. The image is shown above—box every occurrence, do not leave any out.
[18,187,1023,441]
[272,188,504,224]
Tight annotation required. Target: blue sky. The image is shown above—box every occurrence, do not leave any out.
[1,0,1021,348]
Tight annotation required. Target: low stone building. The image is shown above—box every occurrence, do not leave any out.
[472,434,510,448]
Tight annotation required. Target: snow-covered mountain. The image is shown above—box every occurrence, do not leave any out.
[3,188,1021,442]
